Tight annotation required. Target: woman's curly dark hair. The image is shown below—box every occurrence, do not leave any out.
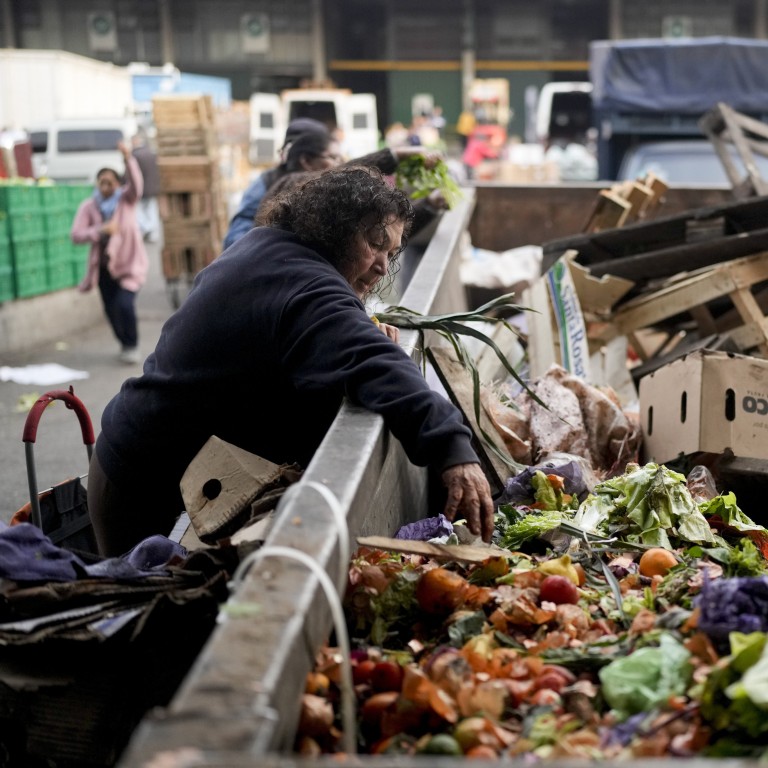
[261,165,415,293]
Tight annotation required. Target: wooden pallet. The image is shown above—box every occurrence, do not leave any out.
[699,102,768,199]
[156,127,217,158]
[162,244,218,280]
[158,157,218,193]
[152,95,215,129]
[608,252,768,360]
[159,191,225,221]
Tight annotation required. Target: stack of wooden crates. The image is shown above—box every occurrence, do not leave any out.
[152,94,227,306]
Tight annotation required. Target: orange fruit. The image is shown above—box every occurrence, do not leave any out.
[638,547,678,577]
[466,745,499,759]
[415,568,469,615]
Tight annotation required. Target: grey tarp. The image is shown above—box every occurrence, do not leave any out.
[590,36,768,114]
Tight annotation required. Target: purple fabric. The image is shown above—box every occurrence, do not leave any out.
[0,523,186,583]
[0,522,86,582]
[395,513,454,541]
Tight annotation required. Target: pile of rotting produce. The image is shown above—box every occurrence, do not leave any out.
[294,459,768,759]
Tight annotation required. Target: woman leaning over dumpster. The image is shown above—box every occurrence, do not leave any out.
[88,165,494,556]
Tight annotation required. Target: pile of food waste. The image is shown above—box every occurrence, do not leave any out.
[294,462,768,759]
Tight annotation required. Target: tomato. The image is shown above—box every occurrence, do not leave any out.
[370,660,404,692]
[353,658,377,686]
[539,574,579,605]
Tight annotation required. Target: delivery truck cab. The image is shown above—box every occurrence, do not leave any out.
[249,88,379,166]
[28,116,139,183]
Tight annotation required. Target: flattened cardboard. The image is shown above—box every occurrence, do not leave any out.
[639,350,768,462]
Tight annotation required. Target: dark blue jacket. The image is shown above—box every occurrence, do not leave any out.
[97,226,477,508]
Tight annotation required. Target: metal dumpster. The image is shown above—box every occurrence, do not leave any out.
[118,180,749,767]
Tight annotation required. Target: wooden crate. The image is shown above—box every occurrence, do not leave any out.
[156,127,217,158]
[162,244,218,280]
[152,95,214,129]
[163,218,221,250]
[158,157,218,193]
[159,191,221,221]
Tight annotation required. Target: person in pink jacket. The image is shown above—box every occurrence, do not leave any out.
[71,140,148,364]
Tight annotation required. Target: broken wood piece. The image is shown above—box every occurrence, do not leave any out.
[357,535,520,563]
[583,189,633,233]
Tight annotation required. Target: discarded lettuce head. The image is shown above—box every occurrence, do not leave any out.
[598,633,692,720]
[395,513,454,541]
[699,631,768,741]
[571,462,716,548]
[696,576,768,642]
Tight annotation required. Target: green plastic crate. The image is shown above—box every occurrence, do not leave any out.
[7,209,42,240]
[38,185,71,208]
[47,260,75,291]
[0,184,42,213]
[65,185,92,209]
[14,264,47,298]
[71,256,86,284]
[46,236,72,264]
[12,235,47,267]
[43,207,74,237]
[0,264,13,302]
[0,236,11,268]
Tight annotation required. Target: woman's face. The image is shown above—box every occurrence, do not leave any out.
[344,217,405,299]
[301,140,343,172]
[97,171,119,198]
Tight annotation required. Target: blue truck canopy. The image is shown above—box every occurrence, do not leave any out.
[590,37,768,114]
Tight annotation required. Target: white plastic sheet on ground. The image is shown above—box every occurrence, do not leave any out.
[0,364,90,386]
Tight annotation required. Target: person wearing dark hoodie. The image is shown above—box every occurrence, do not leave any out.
[88,166,493,557]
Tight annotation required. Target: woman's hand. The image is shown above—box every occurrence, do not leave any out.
[377,322,400,343]
[101,219,119,236]
[441,463,494,543]
[117,139,131,158]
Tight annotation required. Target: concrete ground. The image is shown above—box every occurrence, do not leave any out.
[0,240,180,523]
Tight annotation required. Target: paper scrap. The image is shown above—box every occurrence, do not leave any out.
[0,364,90,386]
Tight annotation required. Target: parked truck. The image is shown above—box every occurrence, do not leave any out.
[591,36,768,180]
[0,49,133,131]
[249,87,379,165]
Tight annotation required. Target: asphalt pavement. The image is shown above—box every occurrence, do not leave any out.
[0,240,181,523]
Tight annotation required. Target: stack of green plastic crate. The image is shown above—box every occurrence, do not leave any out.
[0,216,12,303]
[0,184,47,298]
[0,182,94,299]
[63,185,91,286]
[41,185,78,291]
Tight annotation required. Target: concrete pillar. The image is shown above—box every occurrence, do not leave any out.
[159,0,175,65]
[756,0,767,38]
[608,0,622,39]
[311,0,327,85]
[461,0,476,112]
[1,0,16,48]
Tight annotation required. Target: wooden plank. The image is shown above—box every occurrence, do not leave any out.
[586,227,768,281]
[729,287,768,354]
[612,252,768,333]
[426,346,516,494]
[357,535,521,563]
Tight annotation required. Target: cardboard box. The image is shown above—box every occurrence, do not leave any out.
[639,350,768,462]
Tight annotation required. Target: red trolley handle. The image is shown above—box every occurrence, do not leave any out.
[22,386,95,447]
[22,386,95,531]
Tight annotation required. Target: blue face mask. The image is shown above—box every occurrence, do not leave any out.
[93,187,123,221]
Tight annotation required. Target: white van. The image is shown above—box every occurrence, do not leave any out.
[534,82,593,148]
[28,117,139,183]
[249,89,379,166]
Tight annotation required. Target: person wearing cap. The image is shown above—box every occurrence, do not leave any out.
[224,120,446,250]
[223,118,329,250]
